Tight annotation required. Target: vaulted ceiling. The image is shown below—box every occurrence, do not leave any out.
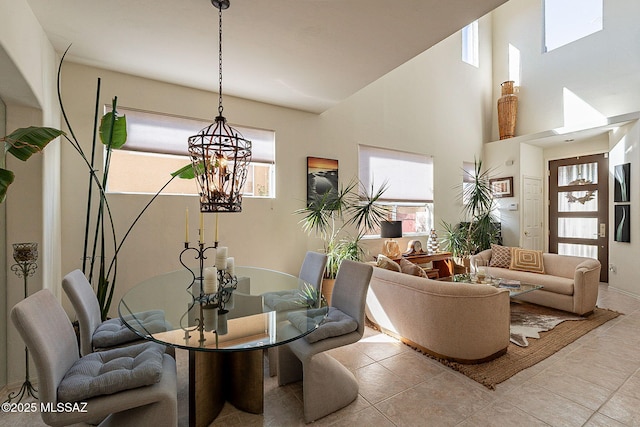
[26,0,507,113]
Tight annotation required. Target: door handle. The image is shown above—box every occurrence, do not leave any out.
[599,223,606,238]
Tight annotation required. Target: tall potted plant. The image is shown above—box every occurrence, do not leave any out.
[441,159,501,270]
[295,180,388,303]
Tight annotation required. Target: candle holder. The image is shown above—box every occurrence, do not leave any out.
[178,238,237,346]
[4,243,39,404]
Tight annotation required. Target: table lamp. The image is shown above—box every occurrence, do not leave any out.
[381,220,403,259]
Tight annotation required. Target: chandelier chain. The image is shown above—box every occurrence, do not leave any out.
[218,5,224,116]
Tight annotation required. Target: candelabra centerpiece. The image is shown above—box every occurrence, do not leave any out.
[179,212,237,345]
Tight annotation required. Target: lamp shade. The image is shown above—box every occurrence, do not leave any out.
[380,221,402,238]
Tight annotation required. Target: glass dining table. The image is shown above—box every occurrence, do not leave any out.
[118,266,327,427]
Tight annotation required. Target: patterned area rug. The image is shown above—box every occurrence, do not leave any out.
[510,302,584,347]
[427,302,621,389]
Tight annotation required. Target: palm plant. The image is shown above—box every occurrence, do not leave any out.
[295,180,388,279]
[441,159,501,259]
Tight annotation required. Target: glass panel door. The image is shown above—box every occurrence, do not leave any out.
[549,153,608,282]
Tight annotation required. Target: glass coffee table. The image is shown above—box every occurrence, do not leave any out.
[443,273,543,297]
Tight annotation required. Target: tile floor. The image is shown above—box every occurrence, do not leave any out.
[2,283,640,426]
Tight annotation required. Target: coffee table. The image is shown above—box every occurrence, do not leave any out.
[443,273,543,297]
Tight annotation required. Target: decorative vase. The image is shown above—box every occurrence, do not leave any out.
[497,81,518,140]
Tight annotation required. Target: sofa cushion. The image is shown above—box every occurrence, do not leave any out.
[376,254,401,272]
[399,258,428,278]
[510,248,545,274]
[57,342,165,402]
[485,267,574,296]
[489,244,512,268]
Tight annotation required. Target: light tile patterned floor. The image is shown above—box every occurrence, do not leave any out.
[2,283,640,426]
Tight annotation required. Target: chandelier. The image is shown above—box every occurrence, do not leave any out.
[188,0,252,213]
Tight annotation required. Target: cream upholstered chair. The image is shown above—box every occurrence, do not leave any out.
[11,289,177,427]
[263,251,327,376]
[63,269,170,356]
[277,260,373,422]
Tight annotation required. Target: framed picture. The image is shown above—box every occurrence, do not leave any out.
[614,205,631,243]
[307,157,339,207]
[614,163,630,202]
[490,177,514,198]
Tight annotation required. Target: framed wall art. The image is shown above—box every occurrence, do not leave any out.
[614,204,630,243]
[307,157,338,207]
[489,176,514,198]
[614,163,630,203]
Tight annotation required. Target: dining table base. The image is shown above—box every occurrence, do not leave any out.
[189,349,264,427]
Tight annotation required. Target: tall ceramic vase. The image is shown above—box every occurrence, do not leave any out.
[497,80,518,140]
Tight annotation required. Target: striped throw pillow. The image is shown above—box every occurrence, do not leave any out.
[510,248,545,274]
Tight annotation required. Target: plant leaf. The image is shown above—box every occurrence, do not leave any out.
[99,112,127,149]
[0,168,16,203]
[171,162,200,179]
[4,127,65,161]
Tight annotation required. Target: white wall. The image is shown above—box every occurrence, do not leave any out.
[488,0,640,297]
[608,121,639,295]
[0,0,60,389]
[491,0,640,138]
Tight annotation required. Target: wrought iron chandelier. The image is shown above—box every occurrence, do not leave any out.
[188,0,252,213]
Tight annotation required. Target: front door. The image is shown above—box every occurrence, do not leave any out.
[549,153,608,282]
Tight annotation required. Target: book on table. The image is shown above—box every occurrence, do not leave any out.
[498,279,521,288]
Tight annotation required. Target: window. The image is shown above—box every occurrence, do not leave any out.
[358,145,434,235]
[106,107,275,197]
[462,20,479,67]
[544,0,603,52]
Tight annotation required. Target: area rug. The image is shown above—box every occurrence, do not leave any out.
[430,303,621,390]
[510,302,585,347]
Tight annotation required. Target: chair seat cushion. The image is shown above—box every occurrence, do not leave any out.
[94,310,168,348]
[263,290,304,312]
[58,342,165,402]
[288,307,358,343]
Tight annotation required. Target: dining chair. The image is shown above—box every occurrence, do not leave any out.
[263,251,328,376]
[63,269,170,356]
[11,289,178,427]
[276,260,373,422]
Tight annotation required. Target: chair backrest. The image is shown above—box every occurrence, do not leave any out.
[298,251,328,292]
[11,289,80,407]
[330,260,373,336]
[63,269,103,356]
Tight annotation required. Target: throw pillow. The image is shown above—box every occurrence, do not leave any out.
[510,248,545,274]
[376,254,401,272]
[399,258,428,278]
[489,244,512,268]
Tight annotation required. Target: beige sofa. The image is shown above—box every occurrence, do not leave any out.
[365,266,510,364]
[470,249,601,315]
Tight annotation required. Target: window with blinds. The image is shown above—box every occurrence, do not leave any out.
[358,145,434,235]
[105,107,275,197]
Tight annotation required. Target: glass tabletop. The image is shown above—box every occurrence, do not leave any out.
[118,266,328,352]
[443,273,543,297]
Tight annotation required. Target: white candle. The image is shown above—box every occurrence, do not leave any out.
[204,267,218,294]
[185,208,189,243]
[203,307,217,332]
[215,246,228,270]
[226,257,235,276]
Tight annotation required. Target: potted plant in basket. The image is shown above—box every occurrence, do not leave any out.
[441,159,501,271]
[295,179,388,303]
